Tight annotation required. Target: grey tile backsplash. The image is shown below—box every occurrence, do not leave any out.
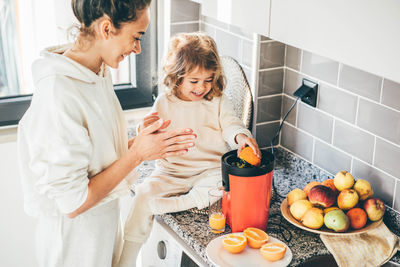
[258,69,284,97]
[257,96,282,123]
[171,0,199,22]
[170,0,400,211]
[382,79,400,111]
[259,42,285,69]
[339,64,382,102]
[318,83,358,124]
[301,51,339,85]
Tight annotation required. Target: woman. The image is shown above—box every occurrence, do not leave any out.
[17,1,195,266]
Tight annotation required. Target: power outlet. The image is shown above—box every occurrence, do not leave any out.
[294,79,318,107]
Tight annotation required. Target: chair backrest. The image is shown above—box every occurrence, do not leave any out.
[221,56,253,130]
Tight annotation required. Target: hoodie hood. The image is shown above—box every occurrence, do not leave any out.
[32,44,107,86]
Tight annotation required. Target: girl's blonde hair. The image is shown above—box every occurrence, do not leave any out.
[163,32,225,101]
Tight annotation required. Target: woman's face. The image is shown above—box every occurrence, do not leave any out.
[177,68,214,101]
[101,8,150,69]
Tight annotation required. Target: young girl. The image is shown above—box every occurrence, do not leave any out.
[118,32,261,267]
[17,1,196,266]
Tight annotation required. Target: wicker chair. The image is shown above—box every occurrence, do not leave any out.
[187,55,254,215]
[220,55,253,130]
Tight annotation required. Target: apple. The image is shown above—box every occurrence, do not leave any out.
[308,185,336,208]
[363,198,385,221]
[290,199,313,220]
[337,189,359,210]
[303,181,322,196]
[324,209,350,232]
[324,206,339,215]
[287,188,307,206]
[322,179,339,195]
[334,171,354,191]
[353,179,374,201]
[301,208,324,229]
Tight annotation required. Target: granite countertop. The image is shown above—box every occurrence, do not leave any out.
[136,148,400,266]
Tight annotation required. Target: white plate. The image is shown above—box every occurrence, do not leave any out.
[206,233,292,267]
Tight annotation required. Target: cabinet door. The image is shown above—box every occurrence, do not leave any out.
[270,0,400,83]
[202,0,270,36]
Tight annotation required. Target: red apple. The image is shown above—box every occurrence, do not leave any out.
[363,198,385,221]
[322,179,339,195]
[308,185,336,208]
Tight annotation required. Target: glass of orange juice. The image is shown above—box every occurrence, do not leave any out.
[208,188,226,234]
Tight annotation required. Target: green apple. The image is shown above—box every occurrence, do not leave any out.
[324,209,350,232]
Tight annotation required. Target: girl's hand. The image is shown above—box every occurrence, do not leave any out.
[131,118,197,161]
[138,112,171,133]
[235,134,261,158]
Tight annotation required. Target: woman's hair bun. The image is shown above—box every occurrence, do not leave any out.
[71,0,151,29]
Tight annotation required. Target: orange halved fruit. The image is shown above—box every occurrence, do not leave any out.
[222,234,247,254]
[260,242,287,262]
[238,147,261,166]
[243,227,269,248]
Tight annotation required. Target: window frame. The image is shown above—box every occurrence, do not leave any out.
[0,3,157,127]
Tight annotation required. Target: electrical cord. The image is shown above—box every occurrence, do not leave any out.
[270,96,301,201]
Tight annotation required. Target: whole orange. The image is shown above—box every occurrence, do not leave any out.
[303,181,322,197]
[346,208,367,229]
[238,147,261,166]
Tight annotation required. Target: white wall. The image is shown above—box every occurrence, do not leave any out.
[0,141,37,267]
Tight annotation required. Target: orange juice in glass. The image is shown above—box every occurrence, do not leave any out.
[208,188,225,233]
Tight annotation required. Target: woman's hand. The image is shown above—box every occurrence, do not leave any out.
[131,118,197,161]
[235,134,261,158]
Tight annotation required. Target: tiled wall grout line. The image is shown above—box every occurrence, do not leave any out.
[293,122,400,182]
[336,63,341,87]
[299,48,304,72]
[258,93,283,100]
[279,144,329,174]
[294,99,299,127]
[379,78,385,103]
[259,66,285,72]
[289,119,366,162]
[392,181,397,209]
[260,40,278,44]
[285,67,400,114]
[331,119,335,145]
[170,21,199,25]
[350,157,354,173]
[256,120,281,126]
[279,92,284,147]
[372,136,377,165]
[201,21,253,42]
[376,136,400,150]
[283,91,400,151]
[252,35,261,135]
[280,136,399,188]
[354,96,360,125]
[284,44,287,67]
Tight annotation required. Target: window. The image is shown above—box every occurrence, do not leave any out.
[0,0,157,126]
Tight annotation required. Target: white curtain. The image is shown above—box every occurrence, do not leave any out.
[0,0,20,96]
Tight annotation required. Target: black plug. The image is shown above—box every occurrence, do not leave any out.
[294,78,318,107]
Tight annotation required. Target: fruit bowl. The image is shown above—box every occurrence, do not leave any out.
[280,199,383,236]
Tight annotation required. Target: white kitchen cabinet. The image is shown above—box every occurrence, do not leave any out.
[201,0,270,36]
[269,0,400,83]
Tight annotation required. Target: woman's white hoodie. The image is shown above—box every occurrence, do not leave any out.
[17,45,136,217]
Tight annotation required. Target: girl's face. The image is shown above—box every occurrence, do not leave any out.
[101,9,150,69]
[177,68,215,101]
